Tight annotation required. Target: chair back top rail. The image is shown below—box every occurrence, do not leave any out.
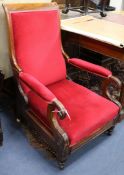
[3,2,58,11]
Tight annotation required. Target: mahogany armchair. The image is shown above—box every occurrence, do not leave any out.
[3,2,122,169]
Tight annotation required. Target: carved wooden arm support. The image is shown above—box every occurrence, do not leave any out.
[48,101,69,146]
[52,98,68,119]
[102,76,122,110]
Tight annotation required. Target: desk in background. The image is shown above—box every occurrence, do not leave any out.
[61,13,124,60]
[61,11,124,115]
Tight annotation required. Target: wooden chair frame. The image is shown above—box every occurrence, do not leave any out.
[3,2,122,169]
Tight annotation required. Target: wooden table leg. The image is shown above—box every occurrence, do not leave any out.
[84,0,89,15]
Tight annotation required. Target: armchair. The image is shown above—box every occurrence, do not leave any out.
[3,2,122,169]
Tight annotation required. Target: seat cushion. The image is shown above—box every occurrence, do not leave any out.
[28,79,119,147]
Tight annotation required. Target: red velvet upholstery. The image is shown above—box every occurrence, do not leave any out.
[28,79,119,146]
[19,72,56,102]
[10,8,119,148]
[11,10,66,86]
[68,58,112,78]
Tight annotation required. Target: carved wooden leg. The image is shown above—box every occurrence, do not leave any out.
[56,143,70,169]
[105,126,115,136]
[58,161,65,170]
[56,150,68,169]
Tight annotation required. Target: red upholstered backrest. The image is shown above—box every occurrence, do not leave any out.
[10,9,66,85]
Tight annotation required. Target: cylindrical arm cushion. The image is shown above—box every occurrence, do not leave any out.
[19,72,56,102]
[68,58,112,78]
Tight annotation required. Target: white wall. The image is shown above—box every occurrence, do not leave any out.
[110,0,124,10]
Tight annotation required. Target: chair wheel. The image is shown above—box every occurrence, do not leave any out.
[100,12,107,17]
[62,8,69,14]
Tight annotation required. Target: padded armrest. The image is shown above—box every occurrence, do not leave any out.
[68,58,112,78]
[19,72,56,102]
